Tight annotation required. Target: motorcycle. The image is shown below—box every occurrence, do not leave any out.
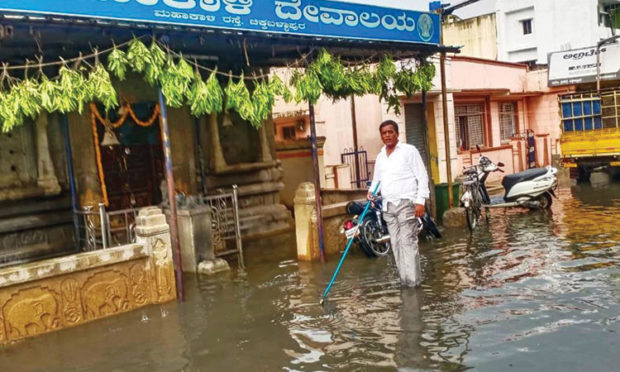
[460,153,558,231]
[342,197,442,258]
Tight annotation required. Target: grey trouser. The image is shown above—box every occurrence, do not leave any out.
[383,200,421,287]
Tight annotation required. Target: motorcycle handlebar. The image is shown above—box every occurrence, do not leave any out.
[497,168,505,173]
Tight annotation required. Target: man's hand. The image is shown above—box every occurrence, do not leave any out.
[367,192,374,201]
[414,203,425,218]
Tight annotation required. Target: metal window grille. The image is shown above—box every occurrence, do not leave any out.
[455,104,485,150]
[500,102,517,140]
[341,149,369,188]
[559,91,604,131]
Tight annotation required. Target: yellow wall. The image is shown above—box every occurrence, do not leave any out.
[443,14,498,60]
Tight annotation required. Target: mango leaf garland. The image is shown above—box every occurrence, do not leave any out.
[159,57,187,108]
[39,76,60,112]
[204,70,224,114]
[268,75,293,103]
[144,41,167,86]
[250,81,275,128]
[0,89,24,132]
[126,37,151,74]
[57,66,89,114]
[14,79,42,119]
[88,64,118,111]
[107,47,129,81]
[224,74,251,113]
[187,72,210,117]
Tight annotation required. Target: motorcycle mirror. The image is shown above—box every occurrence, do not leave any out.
[476,144,481,152]
[497,162,505,167]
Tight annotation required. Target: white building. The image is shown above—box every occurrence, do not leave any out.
[448,0,620,64]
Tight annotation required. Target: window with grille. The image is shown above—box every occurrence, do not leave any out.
[282,126,296,139]
[500,102,517,140]
[455,104,485,151]
[521,19,533,35]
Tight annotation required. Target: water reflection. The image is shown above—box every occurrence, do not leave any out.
[1,183,618,372]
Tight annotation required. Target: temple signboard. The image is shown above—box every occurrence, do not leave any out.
[0,0,440,45]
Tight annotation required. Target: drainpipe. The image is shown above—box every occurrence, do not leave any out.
[157,87,184,302]
[309,102,326,263]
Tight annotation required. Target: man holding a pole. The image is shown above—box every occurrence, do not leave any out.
[368,120,429,287]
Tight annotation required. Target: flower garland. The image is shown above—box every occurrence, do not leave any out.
[0,37,436,133]
[89,102,161,206]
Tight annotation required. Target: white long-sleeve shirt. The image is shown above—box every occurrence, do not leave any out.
[369,142,430,207]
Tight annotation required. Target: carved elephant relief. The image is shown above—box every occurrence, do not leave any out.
[82,271,130,320]
[3,287,61,339]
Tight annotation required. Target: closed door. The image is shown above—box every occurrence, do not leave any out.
[404,103,429,165]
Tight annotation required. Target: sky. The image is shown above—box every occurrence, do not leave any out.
[334,0,496,19]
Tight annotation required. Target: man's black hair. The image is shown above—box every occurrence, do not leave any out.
[379,120,399,133]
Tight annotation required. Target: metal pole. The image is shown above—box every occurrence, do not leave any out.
[421,90,436,218]
[596,44,601,93]
[158,87,184,302]
[232,185,245,270]
[440,52,454,208]
[350,95,361,188]
[60,114,81,251]
[309,102,326,263]
[98,203,108,249]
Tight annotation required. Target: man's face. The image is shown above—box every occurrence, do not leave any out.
[380,124,398,147]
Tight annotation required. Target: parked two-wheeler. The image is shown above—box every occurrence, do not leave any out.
[460,154,558,231]
[342,197,441,257]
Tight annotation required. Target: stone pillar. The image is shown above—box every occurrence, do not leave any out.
[35,113,61,195]
[208,113,227,173]
[134,207,177,303]
[258,124,273,162]
[293,182,320,261]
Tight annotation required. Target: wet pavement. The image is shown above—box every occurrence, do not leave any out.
[1,181,619,372]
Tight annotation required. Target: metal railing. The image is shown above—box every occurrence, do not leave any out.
[200,185,244,269]
[74,186,245,268]
[341,148,370,188]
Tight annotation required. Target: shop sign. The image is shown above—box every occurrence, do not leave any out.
[548,43,620,86]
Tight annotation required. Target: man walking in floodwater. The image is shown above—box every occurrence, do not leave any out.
[368,120,429,287]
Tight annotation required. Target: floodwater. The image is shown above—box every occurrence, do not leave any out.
[1,181,619,372]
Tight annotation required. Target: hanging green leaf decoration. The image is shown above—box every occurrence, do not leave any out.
[57,66,87,113]
[250,80,275,128]
[126,37,151,73]
[205,70,224,114]
[0,89,24,133]
[187,72,210,117]
[88,64,118,111]
[39,75,60,113]
[144,41,167,86]
[268,75,293,103]
[14,78,42,119]
[159,57,186,108]
[107,47,129,81]
[225,73,251,115]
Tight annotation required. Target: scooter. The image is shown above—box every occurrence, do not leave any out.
[460,154,558,230]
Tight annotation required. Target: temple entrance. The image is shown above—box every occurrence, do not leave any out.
[95,102,164,211]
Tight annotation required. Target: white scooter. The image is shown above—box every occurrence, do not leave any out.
[460,154,558,230]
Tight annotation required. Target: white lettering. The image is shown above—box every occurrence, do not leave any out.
[275,0,302,21]
[163,0,196,10]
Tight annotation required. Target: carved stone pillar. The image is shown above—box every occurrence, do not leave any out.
[35,113,61,195]
[208,113,227,173]
[258,124,273,162]
[134,207,176,303]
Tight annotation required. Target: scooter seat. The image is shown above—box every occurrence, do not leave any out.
[502,168,548,193]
